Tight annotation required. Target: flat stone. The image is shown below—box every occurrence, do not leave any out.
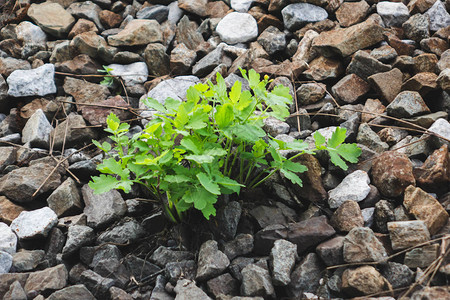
[206,273,239,298]
[281,3,328,32]
[328,170,371,209]
[388,220,430,250]
[240,263,275,298]
[10,207,58,240]
[27,2,75,38]
[196,240,230,282]
[24,264,68,294]
[372,151,416,197]
[287,216,336,254]
[408,0,436,14]
[367,68,403,103]
[377,1,410,27]
[11,249,45,272]
[336,1,370,27]
[47,284,95,300]
[371,44,398,63]
[192,45,225,77]
[341,265,388,297]
[136,5,169,23]
[347,50,392,80]
[7,64,56,97]
[216,12,258,44]
[316,236,345,266]
[404,244,439,268]
[403,185,449,235]
[303,56,344,81]
[107,62,148,86]
[174,279,212,300]
[296,82,326,105]
[63,77,110,108]
[270,239,297,286]
[387,91,430,118]
[21,109,53,148]
[312,19,384,58]
[96,218,145,245]
[332,74,370,104]
[108,19,162,46]
[0,57,31,78]
[343,227,388,263]
[426,0,450,31]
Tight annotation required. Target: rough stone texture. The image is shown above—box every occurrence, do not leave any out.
[403,185,449,235]
[223,234,254,261]
[108,19,162,46]
[10,207,58,240]
[196,240,230,282]
[328,170,371,209]
[0,251,12,274]
[0,223,16,256]
[372,151,416,198]
[341,266,388,297]
[288,253,323,296]
[316,236,345,267]
[381,262,414,290]
[240,263,275,298]
[81,185,127,229]
[96,219,145,245]
[21,109,53,148]
[144,43,170,77]
[428,118,450,148]
[47,178,82,217]
[47,284,95,300]
[170,43,196,75]
[332,74,370,104]
[415,144,450,190]
[24,264,68,294]
[302,56,343,81]
[336,1,370,27]
[51,113,97,149]
[347,50,392,80]
[368,68,403,103]
[7,64,56,97]
[404,244,439,268]
[388,221,430,250]
[281,3,328,32]
[270,239,297,286]
[343,227,388,263]
[257,26,286,55]
[150,246,194,267]
[27,2,75,38]
[0,197,24,226]
[62,225,95,257]
[377,1,410,27]
[174,279,212,300]
[330,200,364,232]
[426,0,450,31]
[107,62,148,86]
[216,13,258,44]
[206,273,239,298]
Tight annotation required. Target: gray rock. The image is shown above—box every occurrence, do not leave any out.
[426,0,450,31]
[211,201,242,241]
[192,45,225,77]
[170,43,197,75]
[47,178,82,217]
[250,205,287,229]
[175,16,204,51]
[51,113,97,149]
[427,118,450,147]
[168,1,183,25]
[223,233,254,261]
[124,255,161,282]
[257,26,286,55]
[3,280,27,300]
[316,236,345,266]
[343,227,388,263]
[282,3,328,31]
[21,109,52,148]
[96,218,146,245]
[230,0,253,12]
[387,220,430,250]
[376,1,410,27]
[165,260,196,284]
[27,2,75,38]
[80,270,115,299]
[347,50,392,80]
[24,264,68,294]
[81,184,127,228]
[67,1,104,31]
[206,273,239,298]
[11,250,44,273]
[381,262,414,289]
[7,64,56,97]
[404,244,439,269]
[91,247,130,289]
[10,207,58,240]
[108,19,162,47]
[15,21,47,58]
[328,170,371,209]
[47,284,96,300]
[288,253,323,296]
[174,279,212,300]
[0,251,12,274]
[216,12,258,44]
[196,240,230,282]
[0,223,17,255]
[387,91,430,118]
[137,5,169,23]
[150,246,194,267]
[357,123,389,153]
[106,62,148,86]
[374,200,396,233]
[62,225,95,258]
[144,43,170,77]
[263,117,290,137]
[240,264,275,297]
[270,239,297,286]
[0,57,31,77]
[403,14,430,42]
[142,75,200,106]
[150,274,173,300]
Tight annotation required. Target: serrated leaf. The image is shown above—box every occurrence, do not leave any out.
[328,127,347,148]
[329,150,348,171]
[215,73,227,100]
[231,124,266,142]
[89,175,119,194]
[185,154,214,164]
[97,158,129,179]
[313,131,326,148]
[204,147,227,157]
[180,137,200,154]
[165,174,191,183]
[197,172,221,195]
[216,176,243,194]
[186,109,207,130]
[282,160,308,173]
[106,113,120,132]
[127,162,149,177]
[186,86,200,103]
[336,143,361,163]
[201,202,216,220]
[142,97,166,113]
[174,104,189,128]
[229,80,241,103]
[280,169,303,187]
[165,97,182,113]
[269,146,282,163]
[215,103,234,128]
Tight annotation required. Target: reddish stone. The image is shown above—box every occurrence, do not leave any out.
[413,53,438,73]
[80,95,132,126]
[420,37,449,57]
[415,144,450,191]
[332,74,370,104]
[55,54,101,75]
[330,200,364,232]
[303,56,344,81]
[401,72,438,96]
[99,10,122,29]
[335,1,370,27]
[407,0,437,14]
[206,1,230,18]
[388,36,415,56]
[0,196,25,225]
[68,19,98,39]
[362,98,386,123]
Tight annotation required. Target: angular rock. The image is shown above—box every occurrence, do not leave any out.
[47,284,95,300]
[24,264,68,294]
[10,207,58,240]
[374,200,396,233]
[51,113,97,149]
[330,200,364,232]
[2,280,26,299]
[175,16,204,51]
[427,117,450,148]
[296,82,326,105]
[174,279,211,300]
[150,246,194,267]
[96,218,145,245]
[371,45,398,63]
[347,50,392,80]
[27,2,75,38]
[0,57,31,78]
[142,76,200,106]
[270,239,297,286]
[80,270,115,298]
[170,43,196,75]
[108,19,162,46]
[21,109,53,148]
[68,19,98,40]
[240,263,275,298]
[372,151,416,197]
[223,234,254,261]
[11,249,45,272]
[410,286,450,299]
[0,223,16,255]
[367,68,403,103]
[341,266,387,297]
[144,43,170,77]
[178,0,208,17]
[403,185,449,235]
[257,26,286,55]
[328,170,371,209]
[387,91,430,118]
[381,262,414,289]
[377,1,410,27]
[216,12,258,44]
[404,244,439,268]
[336,1,370,27]
[62,225,95,258]
[0,196,24,226]
[281,3,328,32]
[47,178,82,217]
[303,55,344,81]
[165,260,196,284]
[388,220,430,250]
[403,14,430,43]
[332,74,370,104]
[7,64,56,97]
[107,62,148,86]
[206,273,239,298]
[196,240,230,282]
[287,216,336,254]
[192,45,224,77]
[136,5,169,23]
[316,236,345,266]
[343,227,388,263]
[426,0,450,31]
[415,144,450,190]
[292,29,319,64]
[288,253,323,296]
[67,1,103,31]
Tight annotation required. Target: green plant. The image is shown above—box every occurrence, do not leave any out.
[89,69,361,222]
[98,65,114,87]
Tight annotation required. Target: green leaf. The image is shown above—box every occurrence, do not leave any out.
[282,160,308,173]
[165,97,182,113]
[127,162,149,178]
[180,137,200,154]
[106,113,120,132]
[229,80,241,103]
[92,140,111,152]
[174,103,189,128]
[165,174,191,183]
[142,97,166,113]
[197,172,221,195]
[97,158,129,180]
[336,143,362,163]
[201,202,216,220]
[231,124,266,142]
[185,154,214,164]
[328,127,347,148]
[215,73,227,100]
[216,176,243,194]
[186,109,207,130]
[186,86,200,103]
[329,151,349,171]
[204,147,227,157]
[89,175,119,194]
[280,169,303,187]
[215,103,234,128]
[313,130,326,148]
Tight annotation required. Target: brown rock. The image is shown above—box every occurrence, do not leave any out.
[401,72,438,96]
[19,98,50,120]
[0,39,22,58]
[0,196,25,225]
[388,36,416,56]
[410,286,450,299]
[434,25,450,40]
[290,154,327,204]
[414,53,439,73]
[68,19,98,39]
[257,14,284,34]
[0,273,29,299]
[312,19,385,58]
[407,0,437,14]
[343,227,388,263]
[144,43,170,77]
[206,1,230,18]
[437,68,450,91]
[415,144,450,191]
[341,266,388,297]
[346,50,392,81]
[403,185,449,235]
[24,264,68,294]
[420,37,449,57]
[69,31,107,59]
[178,0,207,17]
[55,54,101,75]
[99,10,122,29]
[335,1,370,27]
[107,19,162,47]
[63,77,110,109]
[367,68,403,103]
[387,220,430,250]
[252,58,307,79]
[404,244,439,268]
[170,43,196,75]
[331,200,364,232]
[295,19,338,39]
[362,98,386,123]
[296,83,326,105]
[175,16,204,51]
[437,49,450,72]
[372,152,416,198]
[292,30,319,64]
[303,56,344,81]
[80,95,132,126]
[287,216,336,254]
[51,113,97,149]
[332,74,370,104]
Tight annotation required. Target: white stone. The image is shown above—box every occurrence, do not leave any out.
[15,21,47,53]
[7,64,56,97]
[216,12,258,44]
[10,207,58,240]
[426,0,450,31]
[427,118,450,147]
[0,222,17,255]
[168,1,184,24]
[231,0,253,12]
[0,250,13,274]
[106,62,148,86]
[141,75,200,105]
[328,170,371,209]
[376,1,410,27]
[22,109,53,148]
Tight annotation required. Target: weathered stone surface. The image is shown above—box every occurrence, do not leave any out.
[67,1,103,31]
[332,74,370,104]
[377,1,410,27]
[174,279,212,300]
[240,263,275,298]
[387,91,430,118]
[270,239,297,286]
[170,43,196,75]
[0,222,16,255]
[347,50,392,80]
[288,253,323,296]
[223,234,253,261]
[142,76,200,106]
[80,269,115,298]
[257,26,286,55]
[165,260,196,285]
[404,244,439,268]
[47,284,95,300]
[336,1,370,27]
[362,98,386,123]
[343,227,388,263]
[0,57,31,78]
[108,20,162,46]
[11,249,45,272]
[62,225,95,257]
[292,29,319,64]
[7,64,56,97]
[328,170,371,209]
[63,77,110,108]
[331,200,364,232]
[312,19,384,58]
[24,264,68,294]
[341,266,388,297]
[367,68,403,103]
[403,185,449,235]
[178,0,208,17]
[206,273,239,298]
[10,207,58,240]
[144,43,170,77]
[216,12,258,44]
[372,151,416,198]
[428,117,450,148]
[281,3,328,32]
[415,144,450,190]
[0,197,23,226]
[2,279,26,299]
[51,113,97,149]
[388,220,430,250]
[196,240,230,282]
[68,19,98,40]
[410,286,450,299]
[287,216,336,254]
[303,55,344,81]
[150,246,194,267]
[426,0,450,31]
[21,109,53,149]
[381,262,414,290]
[263,117,290,137]
[316,236,345,267]
[27,2,75,38]
[192,45,225,77]
[96,218,145,245]
[175,16,204,51]
[47,178,82,217]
